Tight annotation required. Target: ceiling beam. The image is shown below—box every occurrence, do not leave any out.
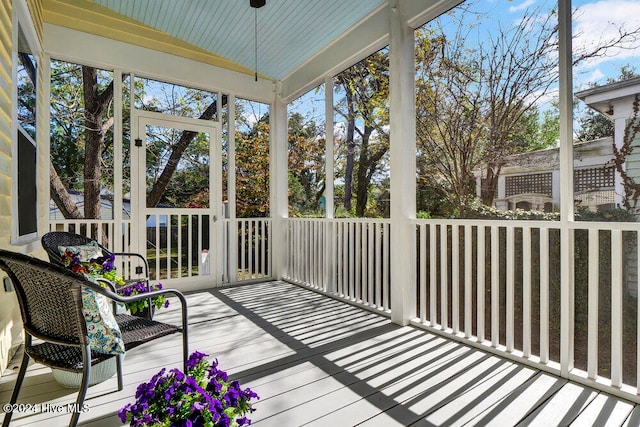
[44,24,275,103]
[279,0,463,103]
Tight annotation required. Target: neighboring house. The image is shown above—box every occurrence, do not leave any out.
[475,76,640,212]
[48,190,169,227]
[475,137,617,212]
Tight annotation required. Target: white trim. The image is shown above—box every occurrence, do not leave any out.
[133,110,222,286]
[112,69,123,253]
[11,0,42,246]
[558,0,575,377]
[389,0,417,325]
[227,94,237,283]
[43,24,275,105]
[280,0,464,103]
[270,86,288,279]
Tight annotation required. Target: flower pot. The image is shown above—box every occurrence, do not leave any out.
[130,304,155,319]
[52,355,123,388]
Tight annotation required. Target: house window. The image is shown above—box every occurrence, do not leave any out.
[11,9,40,245]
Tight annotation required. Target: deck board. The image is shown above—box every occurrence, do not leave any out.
[0,281,638,426]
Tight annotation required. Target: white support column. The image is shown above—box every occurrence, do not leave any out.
[389,0,416,325]
[325,77,336,294]
[113,69,123,253]
[270,84,289,279]
[228,95,238,283]
[558,0,575,377]
[325,77,335,219]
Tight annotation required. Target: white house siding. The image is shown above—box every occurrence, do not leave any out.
[625,120,640,185]
[0,0,44,376]
[0,0,19,376]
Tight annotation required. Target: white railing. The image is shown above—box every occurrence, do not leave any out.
[285,218,391,314]
[413,218,640,402]
[223,218,272,283]
[48,219,142,281]
[143,210,211,282]
[49,217,272,286]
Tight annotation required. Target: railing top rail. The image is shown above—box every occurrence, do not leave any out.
[411,218,640,231]
[287,217,391,224]
[49,219,123,225]
[222,218,272,222]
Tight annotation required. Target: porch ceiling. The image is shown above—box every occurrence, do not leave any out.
[41,0,461,100]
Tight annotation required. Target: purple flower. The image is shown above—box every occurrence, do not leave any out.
[238,416,252,426]
[191,401,206,412]
[186,351,208,371]
[119,351,257,426]
[118,405,130,423]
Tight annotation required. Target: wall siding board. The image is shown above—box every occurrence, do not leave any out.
[0,0,13,376]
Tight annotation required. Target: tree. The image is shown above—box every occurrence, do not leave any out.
[416,1,640,211]
[288,112,325,215]
[234,117,270,217]
[334,50,390,217]
[48,64,224,225]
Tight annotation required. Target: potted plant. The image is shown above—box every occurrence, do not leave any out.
[119,351,259,427]
[119,280,169,317]
[60,249,169,315]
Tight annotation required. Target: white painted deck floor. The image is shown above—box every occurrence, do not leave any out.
[1,280,640,427]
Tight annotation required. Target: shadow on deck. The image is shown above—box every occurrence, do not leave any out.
[1,281,639,426]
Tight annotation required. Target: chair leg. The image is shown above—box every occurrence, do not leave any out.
[1,352,30,427]
[68,345,91,427]
[116,354,123,391]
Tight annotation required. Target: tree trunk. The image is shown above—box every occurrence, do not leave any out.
[355,126,373,217]
[50,160,84,219]
[343,91,356,212]
[482,164,501,206]
[82,66,113,220]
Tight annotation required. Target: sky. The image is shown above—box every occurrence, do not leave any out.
[571,0,640,87]
[291,0,640,116]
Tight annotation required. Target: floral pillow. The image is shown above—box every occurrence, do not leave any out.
[58,243,125,355]
[57,242,103,262]
[81,287,125,355]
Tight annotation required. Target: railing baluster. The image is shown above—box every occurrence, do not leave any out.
[465,225,472,338]
[523,226,531,358]
[452,225,459,334]
[362,222,368,304]
[491,225,499,347]
[355,222,361,302]
[506,226,514,352]
[611,229,623,387]
[156,214,161,280]
[441,224,448,330]
[241,220,246,281]
[420,224,427,323]
[177,215,183,279]
[430,224,437,327]
[383,223,390,311]
[168,214,173,280]
[375,223,382,308]
[540,227,549,364]
[588,228,599,379]
[477,225,485,342]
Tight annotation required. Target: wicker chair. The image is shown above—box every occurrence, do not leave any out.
[0,249,189,427]
[41,231,153,318]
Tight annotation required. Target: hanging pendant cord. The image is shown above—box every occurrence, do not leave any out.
[254,7,258,82]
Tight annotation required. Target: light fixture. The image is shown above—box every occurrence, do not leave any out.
[250,0,266,81]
